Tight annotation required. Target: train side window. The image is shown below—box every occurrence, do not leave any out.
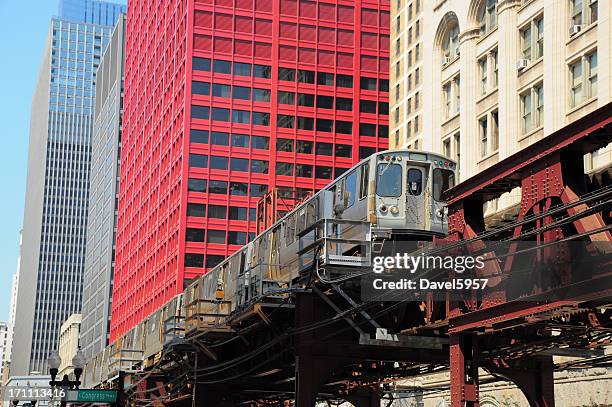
[376,163,402,197]
[345,171,357,207]
[433,169,455,201]
[359,163,369,200]
[407,169,423,195]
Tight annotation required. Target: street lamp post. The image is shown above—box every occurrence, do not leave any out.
[47,348,86,406]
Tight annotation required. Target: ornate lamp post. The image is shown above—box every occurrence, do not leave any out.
[47,348,86,406]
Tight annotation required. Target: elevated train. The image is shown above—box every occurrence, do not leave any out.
[83,149,457,387]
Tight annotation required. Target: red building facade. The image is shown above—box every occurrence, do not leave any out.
[111,0,390,340]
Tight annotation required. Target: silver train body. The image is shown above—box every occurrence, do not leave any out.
[83,149,457,386]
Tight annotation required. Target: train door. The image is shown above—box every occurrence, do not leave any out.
[406,165,426,229]
[374,160,405,228]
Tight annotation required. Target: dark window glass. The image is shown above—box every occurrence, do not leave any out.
[277,139,294,152]
[208,205,227,219]
[212,108,230,121]
[231,134,250,148]
[192,81,210,95]
[229,206,248,220]
[211,132,229,146]
[212,84,231,98]
[206,255,224,268]
[360,100,377,114]
[190,129,209,143]
[296,164,313,177]
[249,208,257,221]
[359,147,376,159]
[193,57,211,71]
[189,154,208,168]
[251,160,269,174]
[297,93,315,107]
[209,155,228,170]
[253,64,272,78]
[253,88,271,102]
[232,110,250,124]
[252,112,270,126]
[316,119,333,132]
[317,95,334,109]
[379,79,389,92]
[315,166,333,179]
[297,117,314,130]
[186,228,205,242]
[336,98,353,111]
[335,167,349,177]
[316,142,333,156]
[233,86,251,100]
[359,163,369,199]
[186,203,206,217]
[317,72,334,86]
[336,74,353,88]
[376,163,402,197]
[252,136,269,149]
[188,178,207,193]
[335,120,352,134]
[360,77,377,91]
[228,231,247,245]
[234,62,252,76]
[207,230,226,244]
[335,144,352,158]
[230,157,249,172]
[230,182,248,196]
[250,183,268,197]
[191,105,209,120]
[277,114,295,128]
[209,180,228,194]
[378,102,389,115]
[298,69,315,83]
[278,91,295,105]
[407,169,423,196]
[185,253,204,267]
[378,125,389,138]
[296,140,313,154]
[279,67,296,81]
[276,162,294,176]
[213,60,231,74]
[359,123,376,136]
[433,169,455,201]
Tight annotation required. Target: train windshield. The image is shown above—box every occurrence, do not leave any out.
[376,163,402,197]
[433,168,455,201]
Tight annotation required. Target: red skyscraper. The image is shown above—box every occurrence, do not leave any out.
[111,0,389,340]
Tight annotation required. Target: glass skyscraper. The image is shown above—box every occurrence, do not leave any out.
[11,0,125,376]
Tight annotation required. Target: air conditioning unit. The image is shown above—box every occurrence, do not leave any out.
[442,56,451,66]
[516,59,530,71]
[569,25,583,36]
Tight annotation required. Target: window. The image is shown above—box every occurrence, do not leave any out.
[395,62,401,78]
[379,125,389,138]
[571,0,598,27]
[336,74,353,88]
[335,144,352,158]
[454,78,460,113]
[361,100,377,114]
[396,38,401,56]
[190,129,209,144]
[588,52,598,97]
[345,171,357,207]
[230,182,248,196]
[252,136,269,149]
[394,108,400,124]
[296,164,313,177]
[492,49,498,87]
[443,23,460,61]
[232,110,250,124]
[206,255,224,268]
[212,108,230,121]
[433,169,455,201]
[213,60,232,74]
[193,57,211,71]
[211,131,229,146]
[297,93,315,107]
[228,231,247,245]
[230,158,249,172]
[253,88,271,102]
[336,121,353,134]
[192,81,210,95]
[318,72,334,86]
[254,64,272,78]
[250,183,268,197]
[336,98,353,111]
[234,62,252,76]
[208,205,227,219]
[360,123,376,137]
[360,146,376,159]
[212,84,231,98]
[252,112,270,126]
[278,91,295,105]
[231,133,249,147]
[479,117,488,157]
[317,95,334,109]
[229,207,248,220]
[491,110,499,151]
[297,117,314,130]
[207,230,226,244]
[316,119,333,132]
[279,67,296,81]
[277,138,294,152]
[379,79,389,92]
[185,253,204,268]
[407,169,422,195]
[186,228,205,242]
[277,114,295,128]
[443,138,451,158]
[478,0,497,34]
[395,84,400,101]
[479,56,487,95]
[359,163,369,199]
[189,154,208,168]
[376,163,402,197]
[360,77,377,91]
[570,52,598,107]
[521,17,543,61]
[298,69,315,83]
[296,140,313,154]
[191,105,209,120]
[188,178,207,193]
[233,86,251,100]
[210,155,228,170]
[251,160,269,173]
[276,162,294,176]
[379,102,389,115]
[316,142,333,156]
[443,82,452,118]
[210,180,229,194]
[187,203,206,217]
[315,166,333,179]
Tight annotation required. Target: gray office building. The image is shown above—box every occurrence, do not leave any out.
[11,0,125,376]
[80,14,125,361]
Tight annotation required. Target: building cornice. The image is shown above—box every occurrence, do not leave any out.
[498,0,523,13]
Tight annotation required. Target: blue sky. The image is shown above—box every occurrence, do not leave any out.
[0,0,59,321]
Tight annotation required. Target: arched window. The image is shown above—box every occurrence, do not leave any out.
[478,0,498,34]
[443,23,460,61]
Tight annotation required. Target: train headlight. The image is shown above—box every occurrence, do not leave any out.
[379,204,388,213]
[389,205,399,214]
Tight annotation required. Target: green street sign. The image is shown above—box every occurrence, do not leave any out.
[66,389,118,403]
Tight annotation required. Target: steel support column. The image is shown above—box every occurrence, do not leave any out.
[488,356,555,407]
[450,333,479,407]
[346,386,381,407]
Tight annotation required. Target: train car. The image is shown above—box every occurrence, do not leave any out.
[184,149,457,334]
[142,294,185,367]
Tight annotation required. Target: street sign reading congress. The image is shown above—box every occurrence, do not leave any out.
[66,390,117,403]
